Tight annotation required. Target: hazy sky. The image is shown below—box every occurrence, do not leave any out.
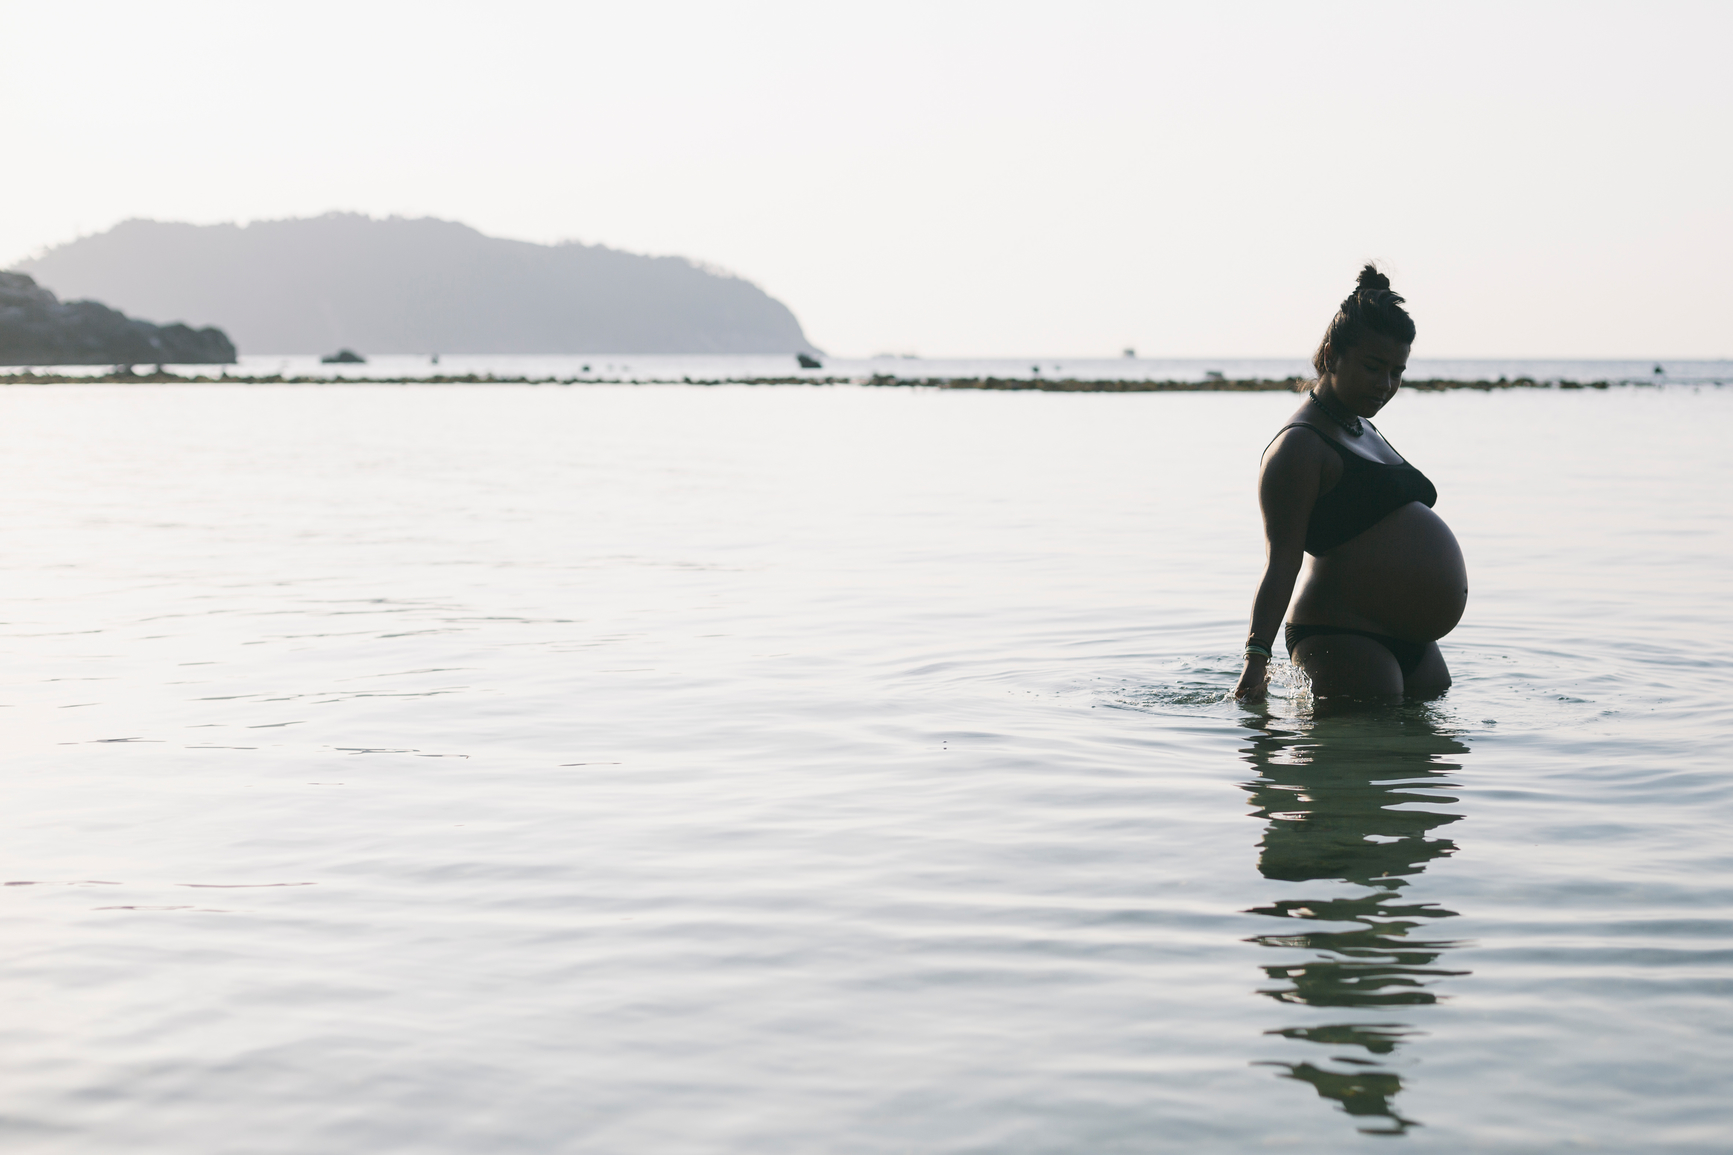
[6,0,1729,358]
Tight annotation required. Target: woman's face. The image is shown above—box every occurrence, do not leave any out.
[1328,333,1411,416]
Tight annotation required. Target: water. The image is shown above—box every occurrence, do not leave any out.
[9,353,1733,385]
[1,383,1729,1152]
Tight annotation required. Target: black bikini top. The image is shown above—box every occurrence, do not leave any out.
[1271,422,1437,555]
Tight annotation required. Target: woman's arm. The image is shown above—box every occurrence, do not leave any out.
[1232,431,1324,701]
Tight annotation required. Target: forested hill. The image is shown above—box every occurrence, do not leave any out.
[0,271,234,365]
[17,214,820,356]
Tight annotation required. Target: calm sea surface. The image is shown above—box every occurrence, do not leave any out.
[1,383,1729,1152]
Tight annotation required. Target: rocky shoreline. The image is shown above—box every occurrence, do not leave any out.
[0,369,1671,390]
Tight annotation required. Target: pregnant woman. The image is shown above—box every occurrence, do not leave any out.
[1233,265,1467,705]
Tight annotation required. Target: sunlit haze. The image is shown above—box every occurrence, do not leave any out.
[6,0,1728,357]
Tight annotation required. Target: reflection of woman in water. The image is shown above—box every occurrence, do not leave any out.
[1238,712,1470,1136]
[1234,266,1467,705]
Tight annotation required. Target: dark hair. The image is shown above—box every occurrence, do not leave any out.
[1310,263,1416,379]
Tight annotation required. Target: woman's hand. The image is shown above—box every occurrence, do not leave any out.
[1232,654,1270,702]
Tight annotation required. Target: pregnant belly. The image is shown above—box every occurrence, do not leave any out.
[1292,503,1469,642]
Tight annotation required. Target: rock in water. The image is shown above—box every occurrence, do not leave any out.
[321,348,366,363]
[796,352,823,369]
[0,271,235,365]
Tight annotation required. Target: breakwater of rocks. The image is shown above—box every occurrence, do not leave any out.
[0,369,1682,390]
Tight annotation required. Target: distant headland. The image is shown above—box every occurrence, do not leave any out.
[0,271,235,365]
[15,214,821,357]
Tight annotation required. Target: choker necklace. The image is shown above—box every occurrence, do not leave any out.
[1309,388,1364,436]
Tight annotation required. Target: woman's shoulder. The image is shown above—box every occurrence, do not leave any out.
[1262,418,1334,458]
[1260,421,1339,483]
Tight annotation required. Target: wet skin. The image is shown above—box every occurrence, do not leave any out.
[1233,333,1468,706]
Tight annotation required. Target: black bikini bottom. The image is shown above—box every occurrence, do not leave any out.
[1285,623,1429,679]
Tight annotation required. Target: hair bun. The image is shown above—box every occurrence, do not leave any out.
[1312,262,1416,378]
[1356,263,1391,295]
